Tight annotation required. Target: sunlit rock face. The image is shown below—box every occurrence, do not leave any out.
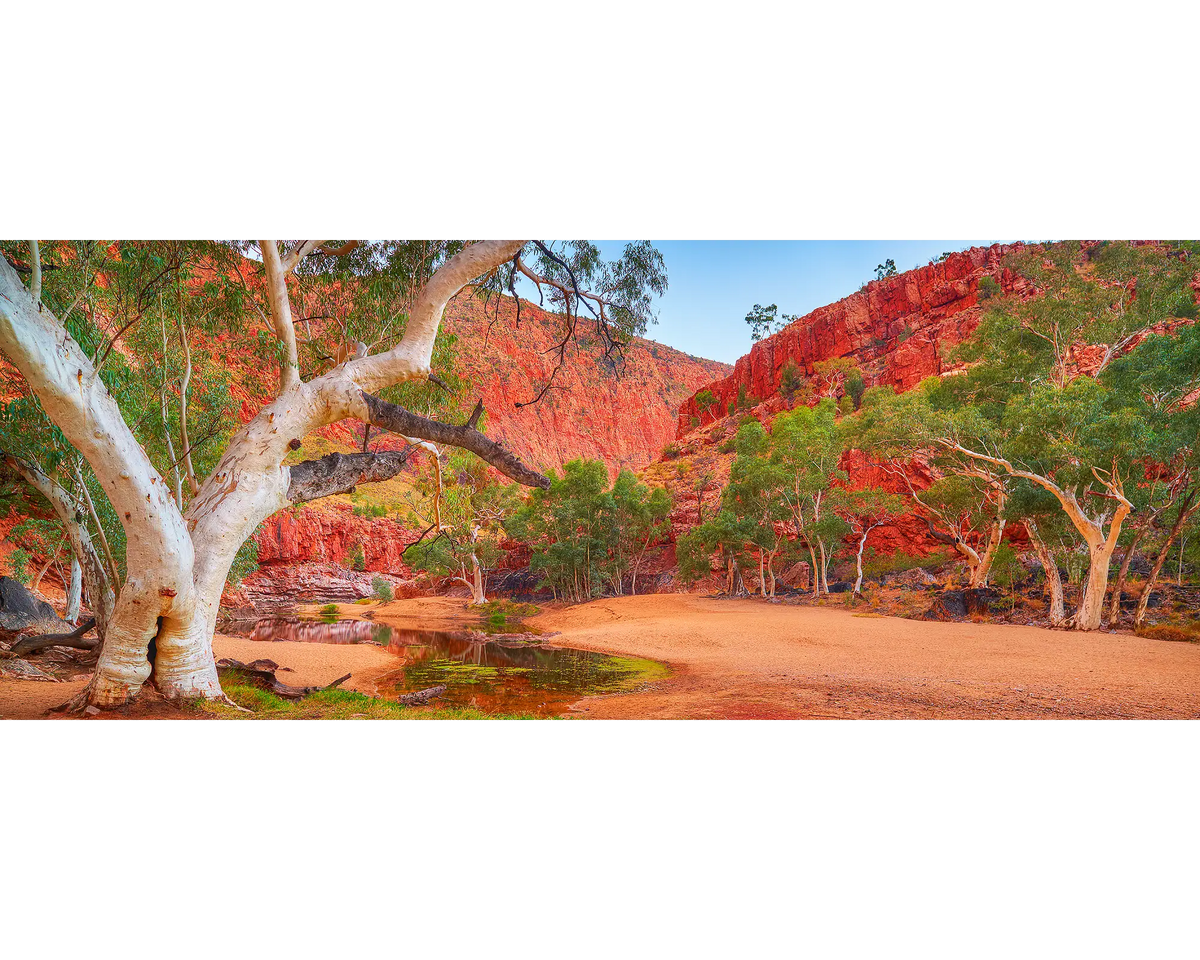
[675,243,1028,435]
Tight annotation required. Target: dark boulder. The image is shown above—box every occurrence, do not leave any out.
[0,577,66,641]
[922,590,968,621]
[963,587,999,617]
[827,581,853,594]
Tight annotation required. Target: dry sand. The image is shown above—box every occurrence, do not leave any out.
[4,594,1198,718]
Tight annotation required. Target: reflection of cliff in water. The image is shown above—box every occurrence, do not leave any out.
[250,618,391,645]
[381,629,656,716]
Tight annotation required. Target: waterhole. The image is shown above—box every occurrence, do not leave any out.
[246,617,666,716]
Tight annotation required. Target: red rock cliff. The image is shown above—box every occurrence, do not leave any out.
[676,243,1026,436]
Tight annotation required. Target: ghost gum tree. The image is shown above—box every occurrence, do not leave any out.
[0,240,665,708]
[923,241,1199,630]
[847,386,1012,590]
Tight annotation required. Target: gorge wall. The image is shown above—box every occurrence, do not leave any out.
[676,243,1027,435]
[235,290,728,602]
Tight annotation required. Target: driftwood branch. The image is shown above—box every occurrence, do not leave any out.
[11,618,98,656]
[397,684,447,706]
[216,658,351,700]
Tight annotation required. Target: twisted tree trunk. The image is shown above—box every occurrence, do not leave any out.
[1,241,536,708]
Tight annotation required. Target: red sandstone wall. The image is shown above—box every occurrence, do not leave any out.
[676,243,1027,436]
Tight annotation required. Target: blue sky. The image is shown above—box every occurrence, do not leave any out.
[584,240,1005,365]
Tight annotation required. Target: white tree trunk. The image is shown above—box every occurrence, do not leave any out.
[1025,519,1065,627]
[66,557,82,623]
[1,241,529,708]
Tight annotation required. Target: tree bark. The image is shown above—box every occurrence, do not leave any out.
[66,557,82,623]
[1025,518,1065,627]
[938,441,1131,630]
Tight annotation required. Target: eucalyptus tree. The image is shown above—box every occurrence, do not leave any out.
[720,421,789,596]
[1008,482,1071,626]
[608,469,672,596]
[506,459,612,602]
[0,239,665,708]
[1102,320,1200,627]
[847,385,1010,589]
[769,399,848,595]
[402,443,521,605]
[841,486,904,594]
[925,241,1197,630]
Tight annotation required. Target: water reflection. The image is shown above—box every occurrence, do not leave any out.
[250,617,391,645]
[244,617,660,716]
[379,629,654,716]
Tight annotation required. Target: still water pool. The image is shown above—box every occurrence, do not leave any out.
[248,618,666,716]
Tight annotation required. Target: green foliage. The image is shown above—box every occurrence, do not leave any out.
[745,303,795,342]
[353,503,389,518]
[861,549,950,578]
[846,369,866,408]
[371,576,394,602]
[977,275,1001,300]
[346,543,366,571]
[505,460,673,601]
[874,259,898,281]
[989,542,1023,591]
[778,361,804,403]
[228,537,260,586]
[402,448,521,595]
[675,528,713,586]
[6,547,33,585]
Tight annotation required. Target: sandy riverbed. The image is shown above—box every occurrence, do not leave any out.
[3,595,1198,718]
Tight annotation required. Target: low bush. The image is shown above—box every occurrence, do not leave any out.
[1135,623,1200,643]
[371,576,394,602]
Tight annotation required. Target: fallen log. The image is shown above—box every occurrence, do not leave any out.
[396,684,447,706]
[216,657,351,700]
[11,618,98,656]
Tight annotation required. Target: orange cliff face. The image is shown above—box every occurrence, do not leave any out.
[225,291,728,606]
[675,243,1028,436]
[439,290,729,476]
[219,286,730,478]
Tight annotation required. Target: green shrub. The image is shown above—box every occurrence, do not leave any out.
[372,576,394,602]
[6,548,32,585]
[862,549,950,578]
[319,603,339,614]
[978,275,1001,300]
[346,543,366,571]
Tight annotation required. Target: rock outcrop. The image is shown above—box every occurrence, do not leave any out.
[676,243,1026,435]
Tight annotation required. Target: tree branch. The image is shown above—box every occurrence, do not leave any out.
[362,391,549,488]
[286,449,413,504]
